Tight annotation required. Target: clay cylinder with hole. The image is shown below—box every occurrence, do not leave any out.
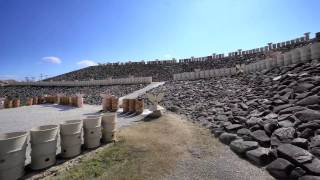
[283,52,292,66]
[60,96,70,105]
[291,49,301,64]
[54,96,59,104]
[265,58,272,69]
[60,119,82,159]
[276,54,284,66]
[101,130,116,143]
[68,97,73,106]
[60,120,82,158]
[26,98,33,106]
[49,96,55,104]
[110,97,118,112]
[33,97,38,105]
[122,99,129,112]
[135,99,144,115]
[0,131,28,180]
[83,117,101,129]
[76,96,83,108]
[4,99,12,108]
[311,42,320,60]
[30,125,58,170]
[103,97,112,111]
[84,126,101,149]
[12,99,20,108]
[101,113,116,129]
[71,97,77,107]
[83,118,101,149]
[38,96,45,104]
[60,126,82,158]
[128,99,136,113]
[101,113,117,142]
[300,45,311,62]
[60,97,65,105]
[44,96,50,103]
[60,120,82,135]
[270,57,277,68]
[261,60,267,70]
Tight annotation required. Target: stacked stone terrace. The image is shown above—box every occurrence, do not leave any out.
[46,32,318,82]
[144,34,320,179]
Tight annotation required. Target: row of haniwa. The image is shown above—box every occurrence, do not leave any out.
[122,98,144,114]
[8,77,153,87]
[1,95,84,109]
[173,42,320,81]
[101,95,144,115]
[0,113,117,180]
[102,95,119,112]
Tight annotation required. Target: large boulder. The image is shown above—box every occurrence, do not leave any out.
[271,127,296,147]
[292,138,309,149]
[215,114,228,121]
[290,167,306,179]
[298,121,320,131]
[225,124,243,133]
[229,139,258,156]
[295,109,320,122]
[264,121,279,135]
[219,133,239,145]
[279,106,307,115]
[277,144,320,175]
[246,117,263,127]
[277,144,313,165]
[211,128,224,137]
[310,135,320,158]
[251,130,270,147]
[274,104,293,113]
[236,128,252,140]
[297,96,320,106]
[246,147,275,166]
[299,175,320,180]
[266,158,295,179]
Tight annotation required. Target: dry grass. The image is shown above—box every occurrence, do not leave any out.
[51,112,218,180]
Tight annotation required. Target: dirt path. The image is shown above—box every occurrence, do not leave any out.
[40,112,273,180]
[164,113,273,180]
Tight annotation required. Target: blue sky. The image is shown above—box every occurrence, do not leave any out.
[0,0,319,80]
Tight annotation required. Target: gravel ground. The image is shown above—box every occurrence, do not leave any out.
[164,113,274,180]
[166,145,274,180]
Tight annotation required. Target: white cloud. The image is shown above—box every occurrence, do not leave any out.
[42,56,62,64]
[77,60,98,67]
[164,54,172,59]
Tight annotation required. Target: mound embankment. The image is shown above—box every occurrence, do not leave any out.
[146,61,320,179]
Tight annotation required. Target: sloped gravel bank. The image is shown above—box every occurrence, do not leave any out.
[147,61,320,179]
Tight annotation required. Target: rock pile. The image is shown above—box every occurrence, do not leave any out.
[146,61,320,179]
[0,84,146,105]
